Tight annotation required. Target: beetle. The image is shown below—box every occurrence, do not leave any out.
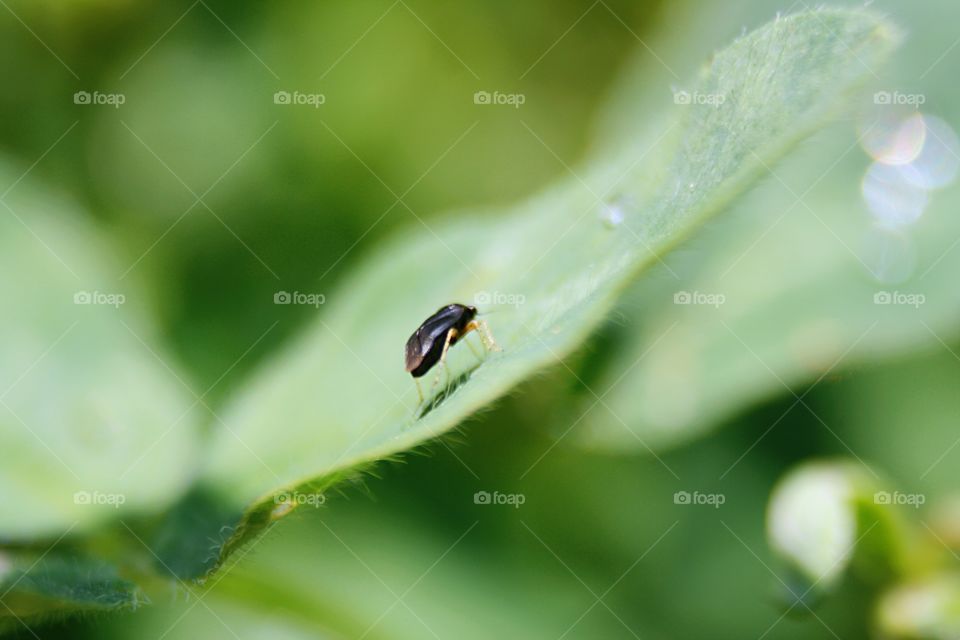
[405,303,499,404]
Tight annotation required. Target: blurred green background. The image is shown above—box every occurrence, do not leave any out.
[0,0,660,395]
[1,0,959,638]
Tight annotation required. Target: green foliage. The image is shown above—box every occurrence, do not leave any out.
[0,550,143,634]
[190,8,898,569]
[5,3,940,635]
[569,141,960,453]
[0,163,200,540]
[97,507,628,640]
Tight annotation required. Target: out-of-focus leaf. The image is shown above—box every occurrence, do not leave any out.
[569,130,960,454]
[0,161,200,539]
[0,549,144,634]
[569,0,960,458]
[97,507,626,640]
[189,9,899,577]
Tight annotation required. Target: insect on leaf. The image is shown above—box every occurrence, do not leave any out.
[191,9,900,577]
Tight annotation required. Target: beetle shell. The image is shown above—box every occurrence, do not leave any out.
[405,304,477,378]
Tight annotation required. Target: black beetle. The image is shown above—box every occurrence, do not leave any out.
[405,303,498,404]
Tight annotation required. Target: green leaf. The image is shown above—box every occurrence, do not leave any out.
[568,152,960,453]
[567,0,960,457]
[192,9,899,575]
[0,160,201,539]
[96,507,629,640]
[0,549,144,634]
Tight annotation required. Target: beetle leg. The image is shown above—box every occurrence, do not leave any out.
[430,328,457,393]
[468,319,501,352]
[414,377,424,406]
[482,320,501,352]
